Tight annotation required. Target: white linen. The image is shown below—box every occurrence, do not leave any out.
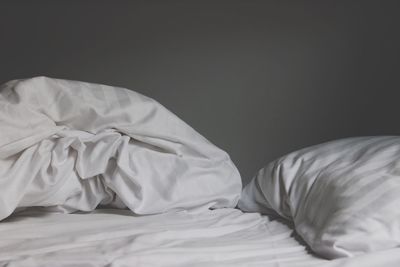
[0,77,241,220]
[239,137,400,259]
[0,208,332,267]
[1,208,400,267]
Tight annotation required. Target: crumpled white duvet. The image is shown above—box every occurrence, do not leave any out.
[0,77,241,220]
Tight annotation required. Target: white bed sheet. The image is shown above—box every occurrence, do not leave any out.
[0,208,399,267]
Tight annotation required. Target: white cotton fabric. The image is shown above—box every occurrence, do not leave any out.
[0,76,241,220]
[239,136,400,259]
[0,208,314,267]
[1,208,400,267]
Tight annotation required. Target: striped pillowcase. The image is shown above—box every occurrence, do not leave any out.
[239,136,400,259]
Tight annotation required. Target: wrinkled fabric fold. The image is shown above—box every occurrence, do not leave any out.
[0,77,241,220]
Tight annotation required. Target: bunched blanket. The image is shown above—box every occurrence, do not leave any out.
[0,77,241,220]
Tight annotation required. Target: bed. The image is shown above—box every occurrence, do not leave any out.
[2,208,400,267]
[1,77,399,267]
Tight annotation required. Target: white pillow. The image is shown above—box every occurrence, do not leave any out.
[239,136,400,259]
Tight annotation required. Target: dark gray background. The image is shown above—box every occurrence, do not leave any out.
[1,0,399,184]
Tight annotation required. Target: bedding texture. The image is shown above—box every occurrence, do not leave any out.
[239,136,400,259]
[0,208,319,267]
[3,208,400,267]
[0,77,241,220]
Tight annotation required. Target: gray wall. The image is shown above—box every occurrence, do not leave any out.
[1,1,400,184]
